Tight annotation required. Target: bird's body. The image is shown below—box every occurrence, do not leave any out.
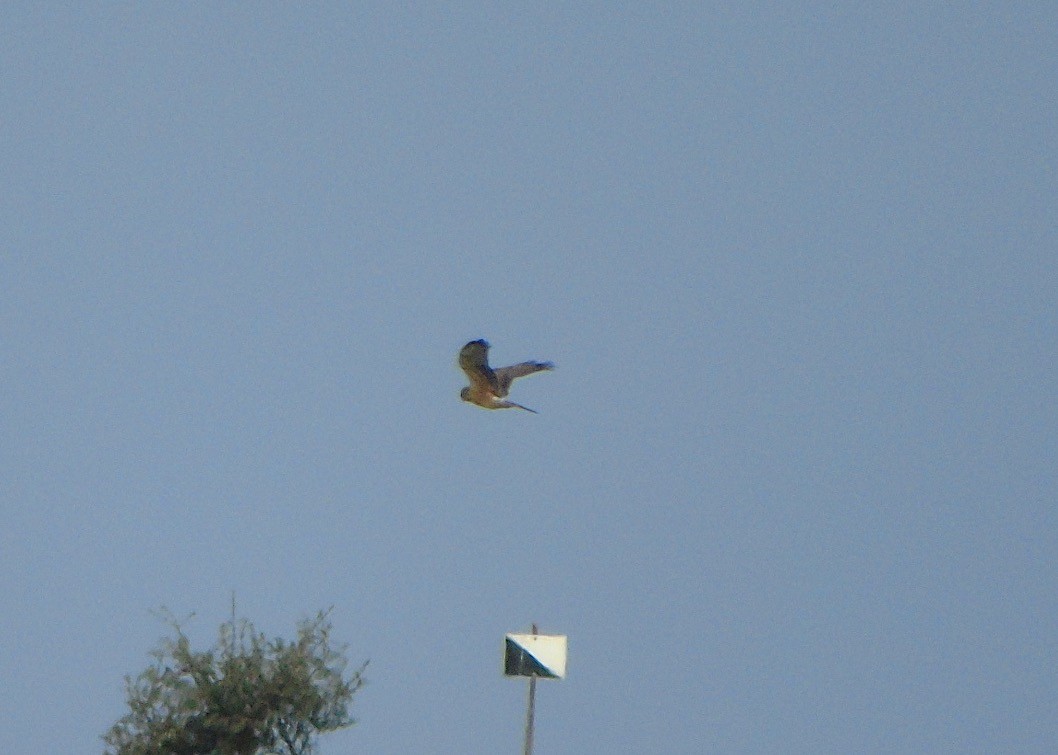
[458,339,554,413]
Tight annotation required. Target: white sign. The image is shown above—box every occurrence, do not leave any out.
[504,633,567,679]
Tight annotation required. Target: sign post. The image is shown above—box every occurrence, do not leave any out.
[504,624,567,755]
[524,624,537,755]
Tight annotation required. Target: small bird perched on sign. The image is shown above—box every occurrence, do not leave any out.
[458,339,554,413]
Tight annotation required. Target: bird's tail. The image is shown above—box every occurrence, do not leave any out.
[500,400,538,413]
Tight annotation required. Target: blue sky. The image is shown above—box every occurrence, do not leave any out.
[2,4,1056,753]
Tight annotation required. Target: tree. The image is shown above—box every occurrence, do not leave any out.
[103,609,366,755]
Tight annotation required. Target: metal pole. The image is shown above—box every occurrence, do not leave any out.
[523,623,538,755]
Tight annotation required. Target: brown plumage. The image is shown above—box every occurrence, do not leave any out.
[458,339,554,413]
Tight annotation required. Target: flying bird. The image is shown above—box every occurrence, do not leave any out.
[458,339,554,413]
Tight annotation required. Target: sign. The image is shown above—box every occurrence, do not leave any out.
[504,633,567,679]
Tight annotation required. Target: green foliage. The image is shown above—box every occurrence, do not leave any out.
[104,610,366,755]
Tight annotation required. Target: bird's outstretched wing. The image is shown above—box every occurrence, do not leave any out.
[494,360,555,397]
[458,339,498,391]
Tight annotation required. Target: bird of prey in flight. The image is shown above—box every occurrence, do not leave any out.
[458,339,554,413]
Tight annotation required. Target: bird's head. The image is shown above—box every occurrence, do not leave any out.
[460,387,471,402]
